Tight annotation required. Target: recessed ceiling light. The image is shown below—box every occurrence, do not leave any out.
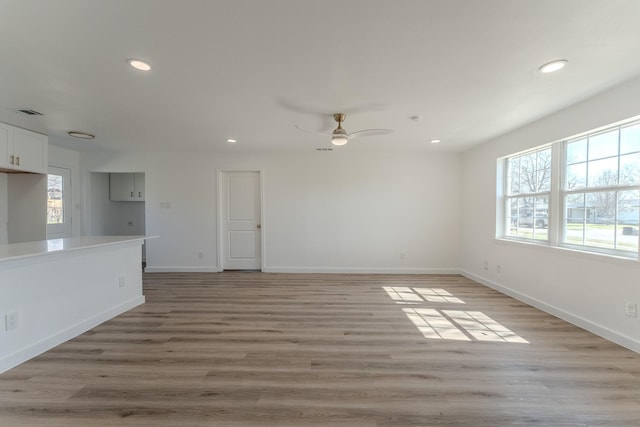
[226,138,237,143]
[127,58,151,71]
[68,131,95,140]
[430,139,441,144]
[538,59,568,74]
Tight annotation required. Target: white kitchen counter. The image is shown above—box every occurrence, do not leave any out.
[0,235,147,263]
[1,236,148,373]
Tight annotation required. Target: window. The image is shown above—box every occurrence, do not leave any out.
[47,166,72,239]
[504,146,551,241]
[47,174,64,224]
[563,123,640,255]
[499,118,640,259]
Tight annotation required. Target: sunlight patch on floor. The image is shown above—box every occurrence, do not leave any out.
[382,286,424,304]
[403,308,470,341]
[443,310,529,343]
[383,286,465,304]
[413,287,465,304]
[384,286,529,344]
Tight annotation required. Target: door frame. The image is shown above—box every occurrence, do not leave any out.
[216,169,265,272]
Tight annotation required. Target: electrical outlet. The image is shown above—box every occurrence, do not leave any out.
[625,302,637,318]
[496,264,502,274]
[197,252,204,260]
[483,261,489,271]
[127,221,134,227]
[118,276,126,288]
[5,312,18,331]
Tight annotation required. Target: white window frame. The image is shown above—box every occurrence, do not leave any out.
[559,121,640,257]
[497,117,640,261]
[500,145,553,243]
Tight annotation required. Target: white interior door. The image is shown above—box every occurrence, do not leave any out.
[47,166,72,239]
[221,171,262,270]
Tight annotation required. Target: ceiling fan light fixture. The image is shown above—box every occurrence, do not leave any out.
[331,134,348,146]
[295,112,392,146]
[331,125,348,146]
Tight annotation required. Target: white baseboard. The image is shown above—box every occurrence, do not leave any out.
[0,296,145,374]
[263,266,461,274]
[144,266,221,273]
[461,270,640,353]
[144,266,460,274]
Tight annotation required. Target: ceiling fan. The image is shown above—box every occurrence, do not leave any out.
[296,113,393,146]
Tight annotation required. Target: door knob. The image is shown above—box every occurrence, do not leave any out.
[257,224,261,229]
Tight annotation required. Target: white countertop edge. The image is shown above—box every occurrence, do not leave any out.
[0,235,156,263]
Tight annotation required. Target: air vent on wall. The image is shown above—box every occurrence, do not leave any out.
[18,109,44,116]
[316,148,333,151]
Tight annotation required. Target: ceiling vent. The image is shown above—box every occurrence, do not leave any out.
[18,109,44,116]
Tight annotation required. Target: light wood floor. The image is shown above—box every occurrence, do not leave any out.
[1,273,639,426]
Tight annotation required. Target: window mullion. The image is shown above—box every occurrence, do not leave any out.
[549,142,562,246]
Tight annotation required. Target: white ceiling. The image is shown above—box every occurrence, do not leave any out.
[2,0,640,153]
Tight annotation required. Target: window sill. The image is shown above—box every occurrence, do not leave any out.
[494,237,639,267]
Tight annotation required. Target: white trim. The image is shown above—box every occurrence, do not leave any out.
[259,169,266,271]
[494,237,639,267]
[461,270,640,353]
[216,169,223,272]
[144,266,459,274]
[263,266,460,274]
[0,296,145,374]
[144,266,221,273]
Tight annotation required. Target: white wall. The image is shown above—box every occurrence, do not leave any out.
[80,150,462,273]
[107,202,145,235]
[88,173,111,235]
[88,173,145,236]
[7,173,46,243]
[461,75,640,351]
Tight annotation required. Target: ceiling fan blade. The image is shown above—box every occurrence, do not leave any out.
[294,124,332,135]
[278,98,389,115]
[280,99,328,115]
[339,102,389,114]
[347,129,394,139]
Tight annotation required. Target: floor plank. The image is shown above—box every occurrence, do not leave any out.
[1,272,639,426]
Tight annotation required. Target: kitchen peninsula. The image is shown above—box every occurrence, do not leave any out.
[0,236,147,373]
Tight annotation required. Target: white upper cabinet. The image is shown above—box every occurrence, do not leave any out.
[133,172,145,200]
[0,123,48,174]
[109,173,145,201]
[0,123,11,169]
